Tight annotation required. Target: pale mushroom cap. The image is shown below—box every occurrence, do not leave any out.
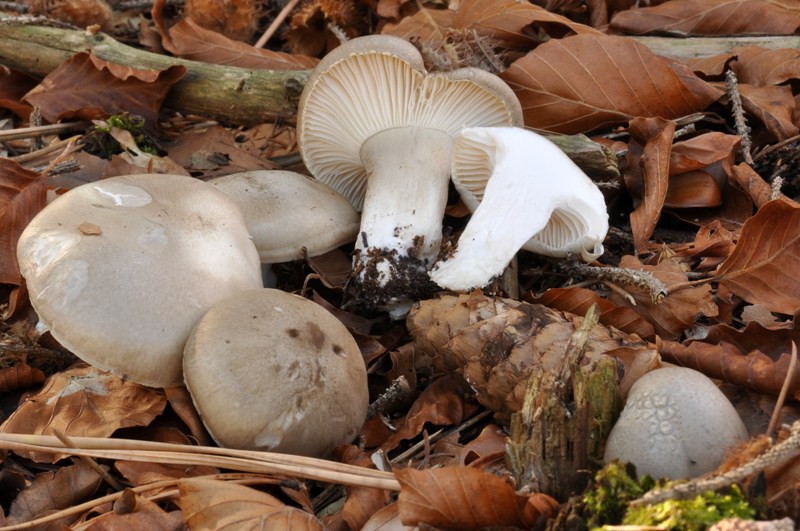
[451,126,608,261]
[183,288,369,457]
[16,174,263,388]
[297,34,523,211]
[208,170,360,262]
[604,367,749,480]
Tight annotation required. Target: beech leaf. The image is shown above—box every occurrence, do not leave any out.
[609,0,800,36]
[500,34,722,134]
[24,52,186,128]
[396,466,558,530]
[179,478,324,530]
[715,200,800,315]
[0,158,45,287]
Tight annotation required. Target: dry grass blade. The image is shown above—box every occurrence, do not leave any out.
[0,434,400,491]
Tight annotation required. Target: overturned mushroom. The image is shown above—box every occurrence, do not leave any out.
[430,127,609,291]
[298,35,522,315]
[208,170,360,286]
[183,288,369,457]
[16,174,263,387]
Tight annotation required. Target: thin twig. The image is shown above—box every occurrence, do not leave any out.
[53,429,126,492]
[254,0,301,49]
[10,136,83,163]
[391,410,492,464]
[561,262,668,304]
[767,342,797,437]
[367,375,412,418]
[0,121,89,142]
[726,69,754,166]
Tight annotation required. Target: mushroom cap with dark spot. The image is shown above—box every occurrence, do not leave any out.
[16,174,263,388]
[183,288,369,457]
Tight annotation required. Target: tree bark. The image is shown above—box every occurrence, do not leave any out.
[0,24,308,125]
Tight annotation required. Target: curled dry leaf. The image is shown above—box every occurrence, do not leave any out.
[0,158,45,287]
[286,0,367,57]
[407,292,657,416]
[379,374,480,453]
[395,466,559,530]
[164,18,318,70]
[0,67,37,118]
[532,287,656,339]
[335,445,392,531]
[7,460,102,527]
[0,364,167,463]
[500,35,722,134]
[689,46,800,87]
[730,163,798,209]
[24,52,186,129]
[624,117,675,253]
[0,363,45,393]
[382,0,599,64]
[610,256,718,340]
[179,478,324,530]
[609,0,800,36]
[83,490,185,530]
[715,200,800,315]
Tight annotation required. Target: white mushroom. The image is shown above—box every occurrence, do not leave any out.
[16,174,263,388]
[183,288,369,457]
[604,367,749,480]
[430,127,609,291]
[208,170,360,286]
[297,35,522,314]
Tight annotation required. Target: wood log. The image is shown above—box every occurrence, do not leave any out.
[0,24,308,125]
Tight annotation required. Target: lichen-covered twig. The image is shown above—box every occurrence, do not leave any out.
[367,375,412,418]
[561,262,668,304]
[726,69,754,166]
[632,419,800,506]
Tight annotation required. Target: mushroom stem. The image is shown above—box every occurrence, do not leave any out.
[352,126,453,312]
[430,127,608,292]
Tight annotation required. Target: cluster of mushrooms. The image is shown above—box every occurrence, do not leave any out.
[15,34,747,475]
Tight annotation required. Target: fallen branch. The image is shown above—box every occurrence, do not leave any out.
[629,35,800,60]
[0,23,308,125]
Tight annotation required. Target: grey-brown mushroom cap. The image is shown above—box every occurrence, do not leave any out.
[183,288,369,457]
[16,174,263,388]
[208,170,360,263]
[297,34,523,211]
[603,367,749,480]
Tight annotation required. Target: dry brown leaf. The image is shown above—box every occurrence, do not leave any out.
[0,364,166,462]
[362,502,415,531]
[610,256,718,339]
[336,445,392,531]
[83,490,185,530]
[0,158,46,288]
[726,47,800,87]
[286,0,367,57]
[609,0,800,36]
[736,83,799,141]
[380,374,479,453]
[664,132,740,209]
[0,67,36,118]
[673,220,738,270]
[532,286,656,339]
[500,35,722,134]
[165,18,318,70]
[7,460,102,526]
[0,363,45,393]
[184,0,260,42]
[407,292,656,416]
[382,0,599,61]
[179,478,324,530]
[395,466,559,530]
[715,200,800,315]
[730,162,798,208]
[24,52,186,129]
[624,117,675,253]
[660,332,800,399]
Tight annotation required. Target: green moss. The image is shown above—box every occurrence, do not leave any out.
[84,113,159,158]
[583,462,755,531]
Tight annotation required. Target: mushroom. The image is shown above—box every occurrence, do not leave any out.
[603,367,749,480]
[297,35,522,314]
[208,170,360,286]
[429,127,609,291]
[183,288,369,457]
[16,174,263,388]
